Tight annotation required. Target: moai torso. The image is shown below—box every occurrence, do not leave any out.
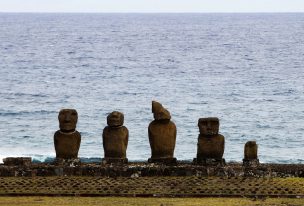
[243,141,259,167]
[54,109,81,159]
[54,130,81,159]
[244,141,258,160]
[196,117,225,160]
[148,120,176,158]
[148,101,177,160]
[102,111,128,159]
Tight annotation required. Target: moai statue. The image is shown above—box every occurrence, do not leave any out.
[194,117,225,165]
[54,109,81,163]
[148,101,177,164]
[102,111,129,164]
[243,141,259,167]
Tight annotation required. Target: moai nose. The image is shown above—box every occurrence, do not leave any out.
[64,114,71,122]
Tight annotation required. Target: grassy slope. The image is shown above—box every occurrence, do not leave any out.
[0,197,303,206]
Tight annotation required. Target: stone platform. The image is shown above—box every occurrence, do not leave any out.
[0,160,303,197]
[0,176,303,198]
[0,160,303,178]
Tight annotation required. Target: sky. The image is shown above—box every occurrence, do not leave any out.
[0,0,304,13]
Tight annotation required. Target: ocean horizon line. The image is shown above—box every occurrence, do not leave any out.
[1,11,304,14]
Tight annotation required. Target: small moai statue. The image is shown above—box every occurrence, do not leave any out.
[194,117,225,165]
[102,111,129,164]
[148,101,177,164]
[243,141,259,167]
[54,109,81,163]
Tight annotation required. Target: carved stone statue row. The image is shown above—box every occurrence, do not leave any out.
[54,101,259,165]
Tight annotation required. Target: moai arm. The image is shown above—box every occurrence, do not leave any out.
[54,133,58,151]
[76,132,81,152]
[125,128,129,148]
[102,128,106,149]
[148,124,152,145]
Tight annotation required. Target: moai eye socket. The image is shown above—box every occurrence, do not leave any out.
[201,121,207,126]
[198,119,207,127]
[210,120,219,126]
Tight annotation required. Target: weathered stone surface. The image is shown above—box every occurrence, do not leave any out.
[58,109,78,132]
[103,111,129,162]
[244,141,258,160]
[196,117,225,163]
[1,175,304,198]
[197,134,225,160]
[148,101,176,161]
[152,101,163,113]
[0,161,304,178]
[53,157,80,167]
[107,111,124,127]
[148,157,177,164]
[103,126,129,159]
[152,101,171,120]
[3,157,32,167]
[54,131,81,159]
[243,141,259,167]
[198,117,219,136]
[102,158,128,164]
[54,109,81,159]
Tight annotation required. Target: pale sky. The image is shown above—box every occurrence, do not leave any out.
[0,0,304,13]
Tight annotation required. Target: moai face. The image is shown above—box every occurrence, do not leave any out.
[58,109,78,132]
[152,101,171,120]
[107,111,124,127]
[198,117,219,136]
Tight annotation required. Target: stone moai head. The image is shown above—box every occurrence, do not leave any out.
[58,109,78,132]
[152,101,171,120]
[107,111,124,127]
[244,141,258,160]
[198,117,219,136]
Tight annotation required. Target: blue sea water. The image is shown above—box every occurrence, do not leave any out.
[0,13,303,163]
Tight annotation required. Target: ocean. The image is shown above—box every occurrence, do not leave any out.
[0,13,303,163]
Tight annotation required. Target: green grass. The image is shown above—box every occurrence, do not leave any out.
[0,197,304,206]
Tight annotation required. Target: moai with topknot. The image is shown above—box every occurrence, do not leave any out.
[102,111,129,164]
[243,141,259,167]
[194,117,225,165]
[148,101,177,164]
[54,109,81,164]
